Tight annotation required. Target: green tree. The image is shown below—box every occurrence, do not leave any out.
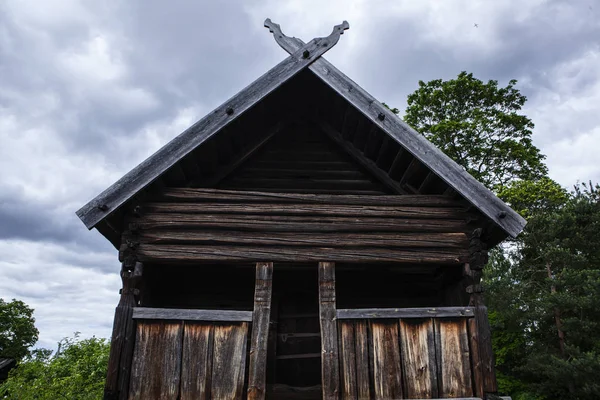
[404,71,547,190]
[0,299,38,360]
[0,334,110,399]
[511,183,600,400]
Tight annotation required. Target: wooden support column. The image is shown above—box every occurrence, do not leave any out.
[104,259,143,400]
[319,261,340,400]
[465,228,498,400]
[247,262,274,400]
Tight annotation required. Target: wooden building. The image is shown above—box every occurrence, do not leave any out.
[76,20,524,400]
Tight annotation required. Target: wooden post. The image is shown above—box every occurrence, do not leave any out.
[466,228,497,400]
[319,261,340,400]
[104,260,143,400]
[247,262,274,400]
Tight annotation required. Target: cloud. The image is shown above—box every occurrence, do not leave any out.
[0,0,599,352]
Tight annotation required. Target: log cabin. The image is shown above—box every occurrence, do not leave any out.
[76,19,524,400]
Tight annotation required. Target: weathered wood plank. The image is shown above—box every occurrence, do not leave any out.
[354,320,371,400]
[339,321,357,399]
[77,22,350,230]
[468,317,484,399]
[399,318,438,398]
[222,177,385,192]
[474,305,497,394]
[133,244,467,264]
[211,323,249,400]
[132,213,469,233]
[436,319,473,398]
[181,323,212,400]
[132,307,253,322]
[370,320,403,399]
[267,33,526,238]
[337,307,474,320]
[158,188,462,207]
[133,231,469,249]
[248,262,274,400]
[142,202,467,219]
[319,262,340,400]
[128,321,183,400]
[142,202,466,219]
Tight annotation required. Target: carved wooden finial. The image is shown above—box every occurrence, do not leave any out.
[264,18,349,53]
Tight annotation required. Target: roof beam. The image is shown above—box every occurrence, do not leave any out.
[77,21,350,229]
[317,121,407,194]
[265,25,526,238]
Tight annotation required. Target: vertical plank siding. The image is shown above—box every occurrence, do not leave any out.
[370,321,403,399]
[128,321,184,400]
[354,320,372,400]
[128,320,249,400]
[211,323,249,400]
[399,319,438,398]
[337,316,477,399]
[339,322,358,399]
[435,319,473,398]
[180,323,213,400]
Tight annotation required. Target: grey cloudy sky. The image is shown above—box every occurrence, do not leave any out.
[0,0,599,350]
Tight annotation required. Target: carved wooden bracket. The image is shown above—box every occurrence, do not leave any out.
[264,18,349,56]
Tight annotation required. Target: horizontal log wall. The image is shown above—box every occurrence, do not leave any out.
[123,188,472,264]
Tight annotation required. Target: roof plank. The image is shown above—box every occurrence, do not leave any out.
[76,22,350,229]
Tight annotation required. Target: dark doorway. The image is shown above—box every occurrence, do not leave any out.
[268,266,322,399]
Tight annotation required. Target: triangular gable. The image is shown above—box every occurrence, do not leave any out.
[76,19,525,242]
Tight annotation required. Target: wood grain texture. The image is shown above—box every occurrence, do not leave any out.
[128,321,183,400]
[77,23,349,230]
[474,305,497,394]
[354,320,371,400]
[370,321,403,399]
[158,188,462,207]
[399,319,438,398]
[247,262,273,400]
[141,202,466,219]
[211,323,249,400]
[132,307,253,322]
[180,323,212,400]
[132,231,469,249]
[339,322,357,399]
[268,33,526,238]
[132,213,469,233]
[132,244,466,264]
[435,319,473,398]
[319,262,340,400]
[337,307,474,320]
[468,317,484,399]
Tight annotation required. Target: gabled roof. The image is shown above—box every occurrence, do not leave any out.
[76,19,526,243]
